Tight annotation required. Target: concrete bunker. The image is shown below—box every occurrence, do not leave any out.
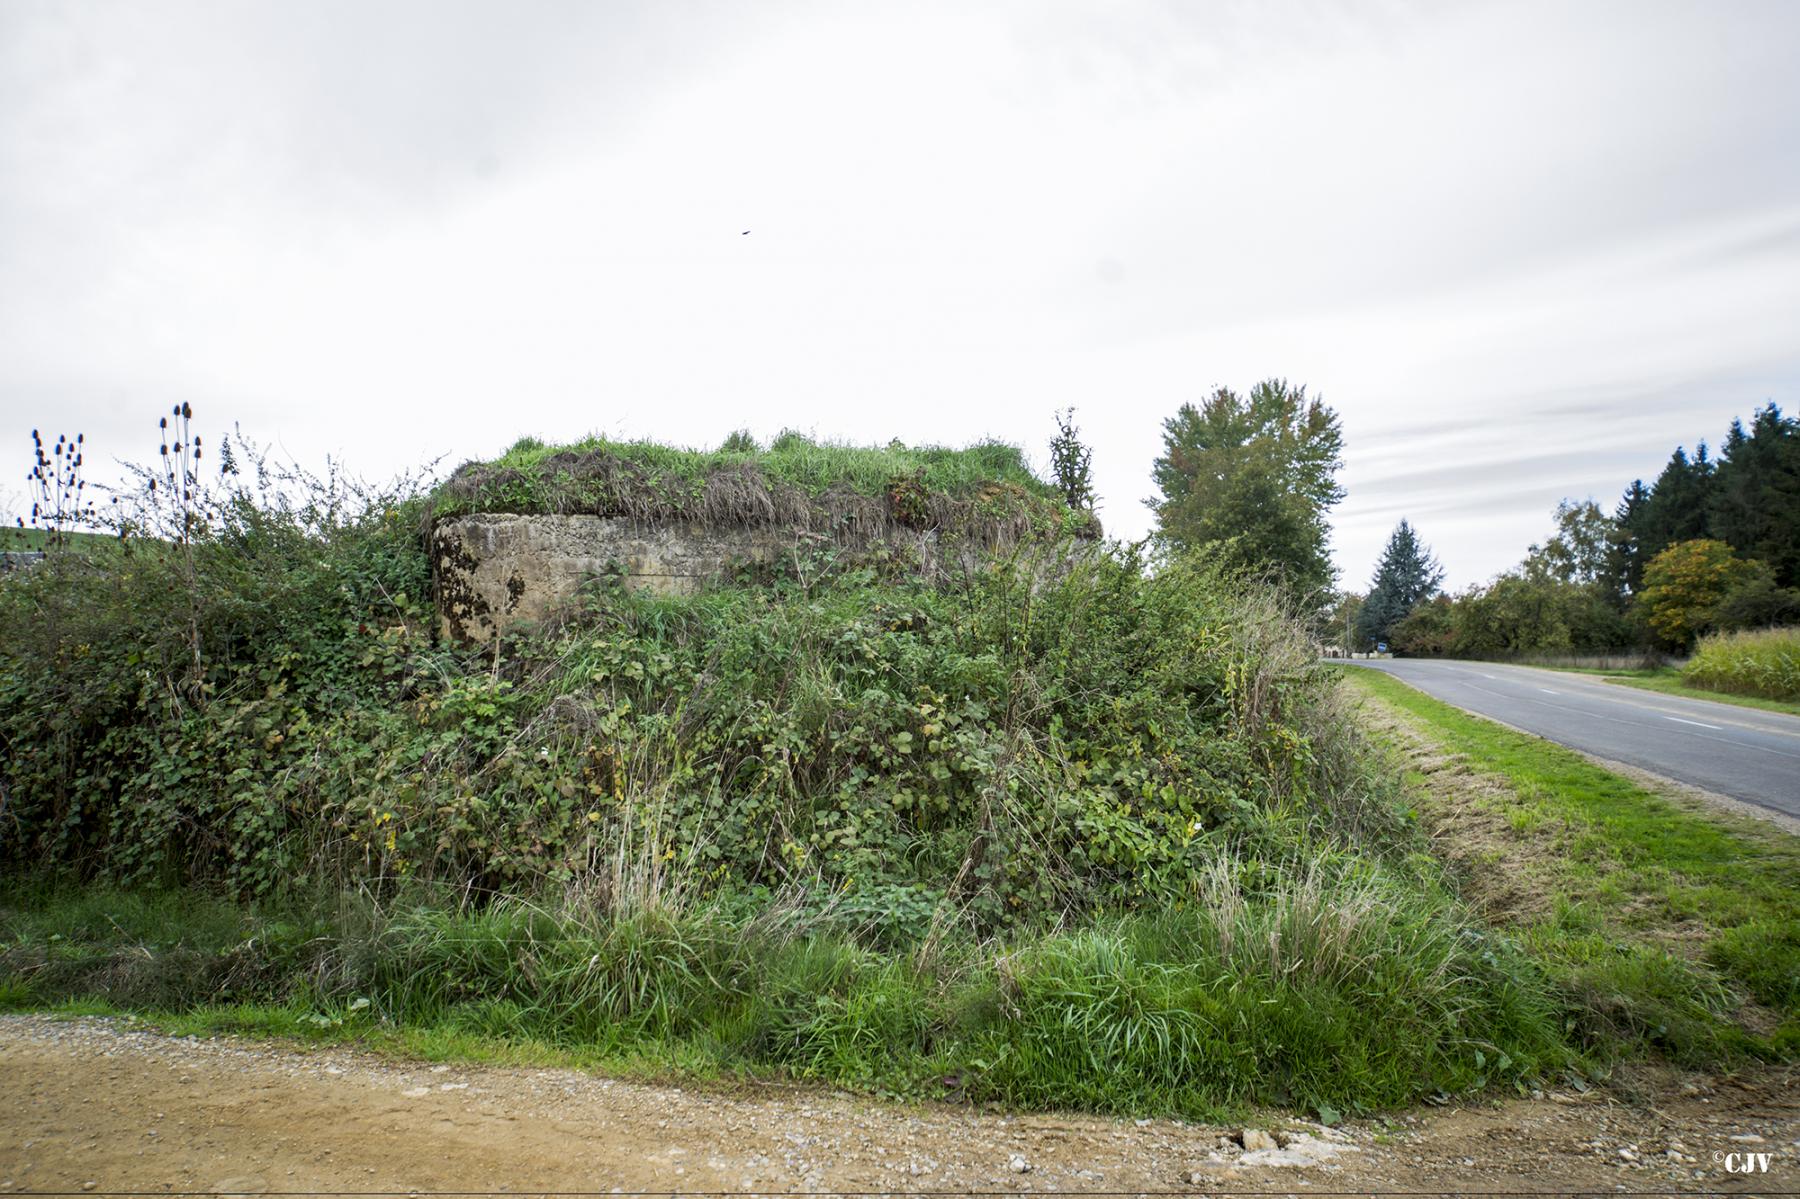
[428,438,1100,641]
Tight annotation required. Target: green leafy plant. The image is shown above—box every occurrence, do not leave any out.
[1048,408,1095,511]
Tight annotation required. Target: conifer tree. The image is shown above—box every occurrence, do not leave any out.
[1357,520,1444,648]
[1708,403,1800,587]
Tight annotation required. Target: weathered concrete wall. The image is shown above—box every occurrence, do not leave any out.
[436,514,969,640]
[434,515,764,638]
[433,512,1093,641]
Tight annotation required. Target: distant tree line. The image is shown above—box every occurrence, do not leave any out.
[1340,402,1800,657]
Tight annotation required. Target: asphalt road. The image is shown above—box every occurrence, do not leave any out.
[1344,658,1800,818]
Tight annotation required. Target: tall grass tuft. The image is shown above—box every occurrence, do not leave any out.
[968,852,1570,1114]
[1683,626,1800,701]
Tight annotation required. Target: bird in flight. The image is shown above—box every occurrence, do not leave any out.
[742,230,750,235]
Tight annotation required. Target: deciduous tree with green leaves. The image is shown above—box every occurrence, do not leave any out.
[1526,499,1617,585]
[1149,379,1343,598]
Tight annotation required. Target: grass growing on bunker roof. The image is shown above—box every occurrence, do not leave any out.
[427,431,1097,536]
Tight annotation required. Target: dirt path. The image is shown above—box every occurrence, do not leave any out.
[2,1016,1795,1194]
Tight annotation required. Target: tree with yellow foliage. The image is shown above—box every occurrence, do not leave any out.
[1634,539,1756,647]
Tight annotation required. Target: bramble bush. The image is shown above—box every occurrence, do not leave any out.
[0,407,1403,919]
[1,467,1386,927]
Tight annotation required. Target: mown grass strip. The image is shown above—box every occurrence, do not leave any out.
[1338,665,1800,1056]
[1540,666,1800,719]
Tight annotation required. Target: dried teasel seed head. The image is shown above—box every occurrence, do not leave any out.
[181,402,192,419]
[160,416,168,429]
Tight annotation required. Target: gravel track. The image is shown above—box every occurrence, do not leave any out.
[2,1014,1796,1194]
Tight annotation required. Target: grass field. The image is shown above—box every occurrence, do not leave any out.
[1339,666,1800,1057]
[0,527,113,552]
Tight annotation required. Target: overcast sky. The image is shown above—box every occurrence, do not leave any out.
[3,0,1797,588]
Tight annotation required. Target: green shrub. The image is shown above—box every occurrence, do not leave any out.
[1,489,1389,923]
[1682,626,1800,701]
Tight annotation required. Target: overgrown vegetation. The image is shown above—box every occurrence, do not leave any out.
[4,505,1359,914]
[0,506,1573,1110]
[1341,666,1800,1057]
[1682,626,1800,702]
[0,411,1786,1118]
[427,431,1100,546]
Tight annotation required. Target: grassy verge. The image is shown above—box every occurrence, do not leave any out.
[1538,665,1800,719]
[0,865,1577,1122]
[1338,666,1800,1057]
